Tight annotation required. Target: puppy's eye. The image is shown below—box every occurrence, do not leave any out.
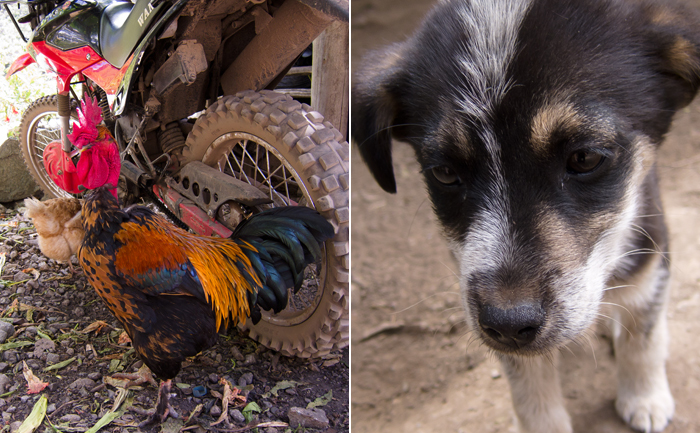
[431,166,460,185]
[566,150,604,174]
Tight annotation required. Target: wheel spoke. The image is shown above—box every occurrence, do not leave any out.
[208,131,311,208]
[228,149,252,185]
[240,143,271,187]
[282,166,291,203]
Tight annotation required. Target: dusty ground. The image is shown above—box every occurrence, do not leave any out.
[350,1,700,432]
[0,203,348,433]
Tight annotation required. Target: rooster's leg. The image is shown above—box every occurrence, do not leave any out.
[110,364,158,388]
[66,260,83,275]
[138,379,179,427]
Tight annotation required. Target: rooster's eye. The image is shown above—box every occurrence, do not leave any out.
[431,166,460,185]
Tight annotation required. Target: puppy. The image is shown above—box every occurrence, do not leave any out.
[352,0,700,432]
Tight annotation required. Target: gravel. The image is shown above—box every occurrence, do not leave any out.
[0,203,349,431]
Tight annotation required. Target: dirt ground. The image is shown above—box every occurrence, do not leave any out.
[350,1,700,432]
[0,204,349,433]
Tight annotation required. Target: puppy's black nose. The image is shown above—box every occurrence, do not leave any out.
[478,303,544,349]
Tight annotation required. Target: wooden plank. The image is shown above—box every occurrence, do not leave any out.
[311,20,349,140]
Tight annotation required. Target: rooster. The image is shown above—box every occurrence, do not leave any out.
[79,186,333,424]
[24,197,83,272]
[42,96,120,198]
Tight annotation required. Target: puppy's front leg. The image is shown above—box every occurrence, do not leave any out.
[500,354,572,433]
[608,259,674,433]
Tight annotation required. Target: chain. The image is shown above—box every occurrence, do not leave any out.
[144,187,191,231]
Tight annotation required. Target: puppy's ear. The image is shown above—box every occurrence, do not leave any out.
[352,44,406,194]
[644,2,700,108]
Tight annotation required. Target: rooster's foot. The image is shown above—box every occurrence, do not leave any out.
[111,364,158,389]
[138,379,179,427]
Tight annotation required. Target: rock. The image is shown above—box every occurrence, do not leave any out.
[46,403,56,414]
[59,414,81,423]
[287,407,330,429]
[87,372,102,381]
[12,272,29,282]
[9,421,21,432]
[230,409,245,423]
[238,372,254,387]
[230,346,245,361]
[45,353,60,365]
[69,378,96,390]
[33,338,56,359]
[209,405,222,417]
[0,138,41,202]
[0,321,14,341]
[0,374,9,393]
[47,323,69,333]
[2,350,18,364]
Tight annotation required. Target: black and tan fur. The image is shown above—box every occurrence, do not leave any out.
[352,0,700,432]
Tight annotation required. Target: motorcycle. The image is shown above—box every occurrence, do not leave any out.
[2,0,349,358]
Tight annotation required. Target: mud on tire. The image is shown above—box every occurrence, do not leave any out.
[181,90,349,358]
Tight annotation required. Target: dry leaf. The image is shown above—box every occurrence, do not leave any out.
[118,331,131,345]
[81,320,110,334]
[21,268,40,280]
[22,361,48,394]
[0,252,6,276]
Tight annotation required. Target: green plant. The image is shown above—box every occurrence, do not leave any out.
[0,52,54,138]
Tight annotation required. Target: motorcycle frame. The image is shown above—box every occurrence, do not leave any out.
[6,0,346,236]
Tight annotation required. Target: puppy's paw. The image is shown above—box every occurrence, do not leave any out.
[615,387,674,433]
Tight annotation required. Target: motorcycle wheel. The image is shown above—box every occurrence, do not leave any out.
[19,96,78,199]
[181,90,349,358]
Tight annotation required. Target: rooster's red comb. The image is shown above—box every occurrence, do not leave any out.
[67,95,103,149]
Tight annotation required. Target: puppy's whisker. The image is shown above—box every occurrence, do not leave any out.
[355,123,424,148]
[602,284,636,292]
[446,318,468,336]
[438,260,460,280]
[392,292,461,315]
[595,312,633,338]
[614,248,669,262]
[584,332,598,368]
[598,301,636,324]
[441,307,466,318]
[407,198,430,238]
[633,213,665,219]
[628,224,669,265]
